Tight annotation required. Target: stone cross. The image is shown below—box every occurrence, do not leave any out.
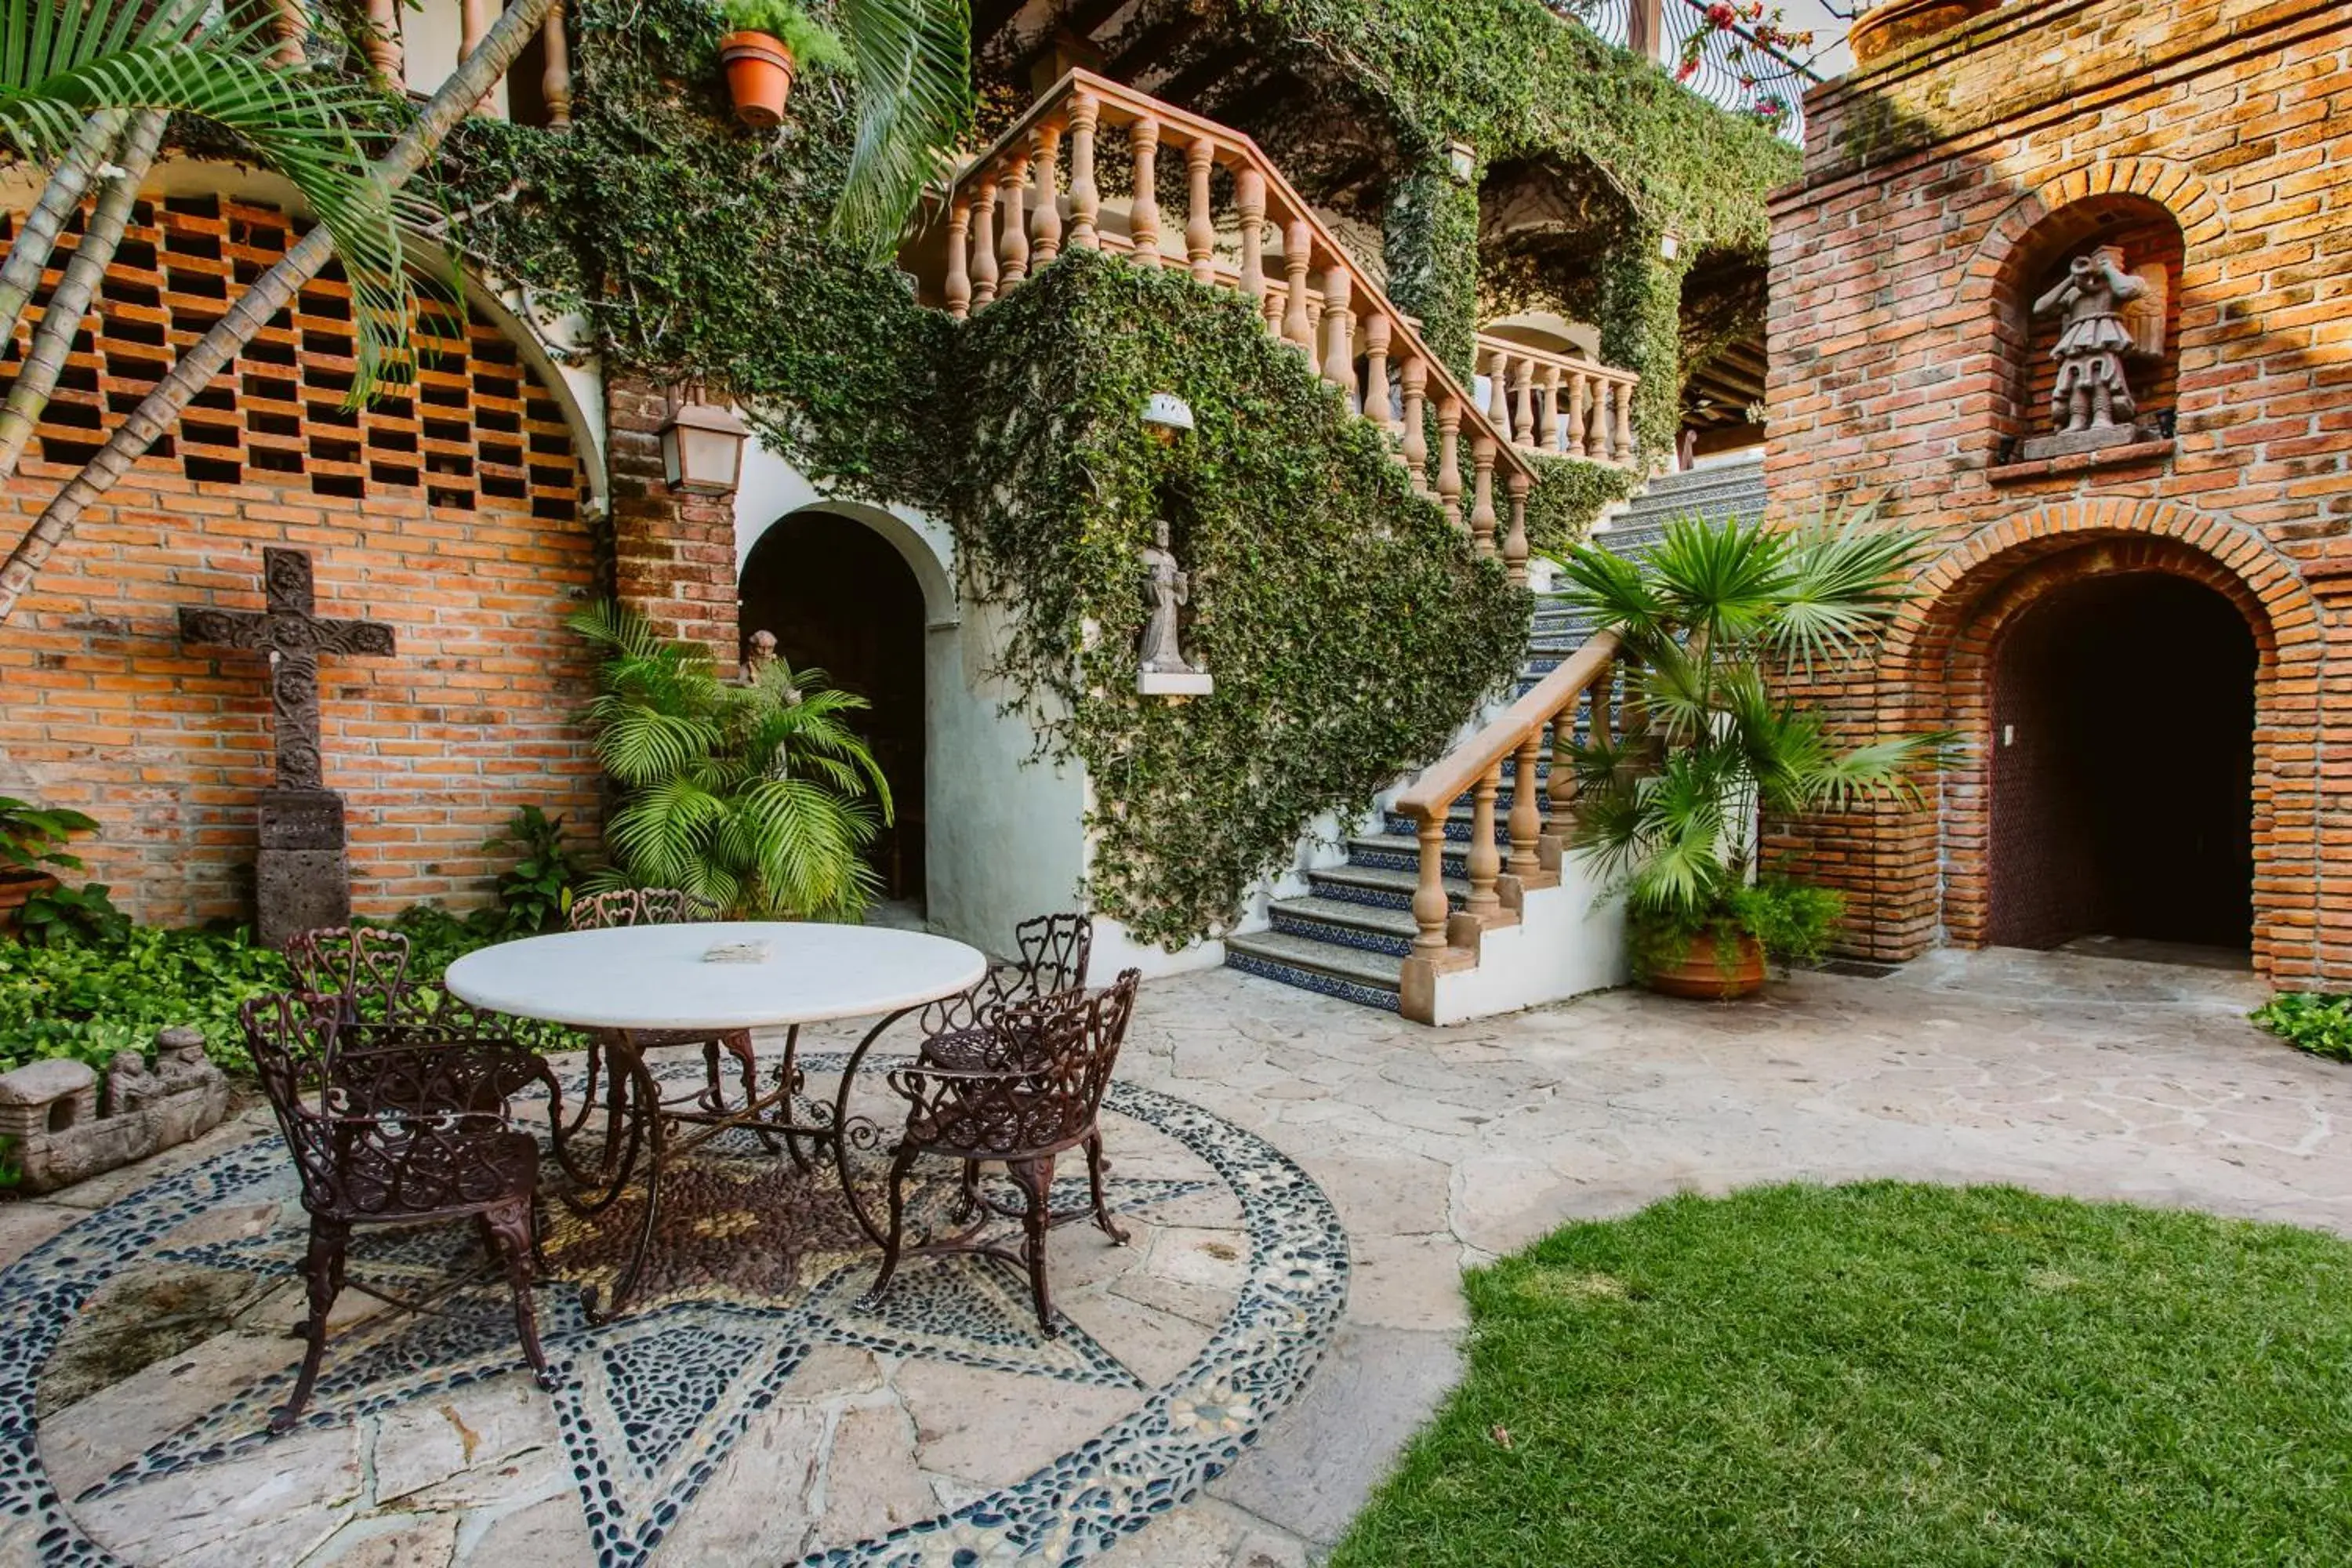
[177,548,394,943]
[177,547,395,790]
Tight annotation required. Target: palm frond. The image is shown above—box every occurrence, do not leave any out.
[1767,500,1934,670]
[830,0,975,259]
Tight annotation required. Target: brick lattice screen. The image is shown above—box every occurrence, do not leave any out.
[0,189,604,927]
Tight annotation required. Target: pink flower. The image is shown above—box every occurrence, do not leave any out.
[1706,2,1737,26]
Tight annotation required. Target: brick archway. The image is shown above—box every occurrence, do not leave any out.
[1838,500,2320,979]
[1956,156,2230,313]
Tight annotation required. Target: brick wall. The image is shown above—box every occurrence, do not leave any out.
[604,377,740,664]
[0,188,604,927]
[1765,0,2351,985]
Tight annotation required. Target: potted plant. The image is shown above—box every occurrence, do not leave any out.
[570,601,893,919]
[0,797,100,934]
[1551,508,1951,999]
[718,0,852,129]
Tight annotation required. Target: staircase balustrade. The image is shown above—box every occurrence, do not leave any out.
[1475,334,1641,470]
[1392,630,1622,980]
[912,69,1548,582]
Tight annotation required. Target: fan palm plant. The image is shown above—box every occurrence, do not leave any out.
[570,601,894,920]
[1552,504,1952,985]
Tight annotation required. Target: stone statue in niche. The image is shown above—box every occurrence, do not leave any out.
[1137,517,1211,697]
[2022,243,2165,460]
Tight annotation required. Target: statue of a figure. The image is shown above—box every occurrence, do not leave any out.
[2034,244,2147,434]
[1138,518,1200,676]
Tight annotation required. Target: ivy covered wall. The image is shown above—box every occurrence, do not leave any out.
[943,252,1526,947]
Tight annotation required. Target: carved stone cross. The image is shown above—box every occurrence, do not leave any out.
[177,548,394,943]
[177,547,394,789]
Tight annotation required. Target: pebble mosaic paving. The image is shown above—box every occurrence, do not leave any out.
[0,1053,1349,1566]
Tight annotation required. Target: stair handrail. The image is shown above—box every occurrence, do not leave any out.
[909,67,1543,576]
[1472,332,1641,470]
[1392,628,1622,961]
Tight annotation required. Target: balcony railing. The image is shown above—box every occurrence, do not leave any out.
[906,69,1555,580]
[1474,334,1641,469]
[1548,0,1817,144]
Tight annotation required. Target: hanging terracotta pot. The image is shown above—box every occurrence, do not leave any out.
[720,31,797,129]
[1644,932,1768,1000]
[1849,0,2002,67]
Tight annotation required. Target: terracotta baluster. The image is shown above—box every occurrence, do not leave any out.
[1363,314,1394,435]
[1436,394,1464,528]
[1468,434,1498,554]
[1548,687,1581,829]
[1565,370,1588,459]
[999,151,1031,286]
[1282,220,1314,355]
[460,0,497,112]
[1614,378,1636,462]
[1185,138,1216,283]
[1485,348,1510,432]
[1512,358,1536,448]
[1465,764,1503,920]
[1538,365,1561,453]
[1127,118,1162,269]
[1235,168,1267,310]
[365,0,403,82]
[541,4,573,127]
[1321,265,1356,394]
[943,198,972,319]
[272,0,305,65]
[1066,93,1099,251]
[1399,354,1429,493]
[1508,731,1544,880]
[1504,469,1530,585]
[1029,119,1063,265]
[970,174,1000,307]
[1264,289,1286,338]
[1588,375,1611,461]
[1412,816,1452,956]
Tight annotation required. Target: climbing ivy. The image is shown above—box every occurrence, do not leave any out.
[944,252,1526,948]
[417,0,1769,944]
[1523,454,1641,559]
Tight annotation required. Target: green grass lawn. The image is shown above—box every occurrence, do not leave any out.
[1331,1182,2352,1567]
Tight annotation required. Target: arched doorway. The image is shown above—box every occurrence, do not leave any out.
[1987,572,2255,954]
[739,511,927,907]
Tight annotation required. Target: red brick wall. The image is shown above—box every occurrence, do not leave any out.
[604,377,740,665]
[1765,0,2351,985]
[0,188,603,927]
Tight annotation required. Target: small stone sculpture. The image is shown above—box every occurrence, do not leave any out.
[0,1025,230,1193]
[2033,244,2146,437]
[1138,519,1212,696]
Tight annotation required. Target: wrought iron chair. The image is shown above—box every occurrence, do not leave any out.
[864,967,1141,1336]
[241,991,563,1431]
[566,888,759,1120]
[282,926,433,1025]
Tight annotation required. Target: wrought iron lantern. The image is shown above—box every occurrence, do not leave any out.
[659,388,750,495]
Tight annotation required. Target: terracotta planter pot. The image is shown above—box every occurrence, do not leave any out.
[1849,0,2002,67]
[1645,931,1768,1000]
[720,31,797,129]
[0,871,58,935]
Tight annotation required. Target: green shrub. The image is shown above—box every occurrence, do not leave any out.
[2249,993,2352,1065]
[1628,877,1845,982]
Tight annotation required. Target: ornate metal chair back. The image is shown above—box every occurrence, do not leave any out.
[909,968,1140,1158]
[241,990,553,1220]
[282,926,417,1023]
[1012,911,1093,998]
[567,887,713,930]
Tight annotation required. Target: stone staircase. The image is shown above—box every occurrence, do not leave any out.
[1223,453,1767,1013]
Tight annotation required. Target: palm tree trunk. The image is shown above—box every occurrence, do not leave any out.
[0,110,171,483]
[0,111,128,351]
[0,0,559,626]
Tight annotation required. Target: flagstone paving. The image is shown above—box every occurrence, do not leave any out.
[1,946,2342,1566]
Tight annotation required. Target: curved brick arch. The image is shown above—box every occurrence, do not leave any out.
[1871,499,2318,979]
[1958,156,2230,310]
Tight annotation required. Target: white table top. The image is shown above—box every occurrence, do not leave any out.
[441,922,989,1031]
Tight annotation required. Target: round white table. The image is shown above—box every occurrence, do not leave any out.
[445,921,988,1317]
